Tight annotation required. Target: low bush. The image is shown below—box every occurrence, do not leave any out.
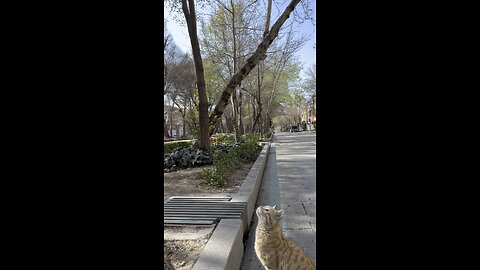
[202,151,239,187]
[236,140,263,162]
[202,139,262,187]
[211,133,236,145]
[211,143,238,154]
[164,134,262,176]
[243,133,259,143]
[164,142,236,172]
[164,147,212,170]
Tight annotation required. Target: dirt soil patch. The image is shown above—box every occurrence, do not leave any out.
[164,161,254,199]
[163,161,255,269]
[164,226,213,270]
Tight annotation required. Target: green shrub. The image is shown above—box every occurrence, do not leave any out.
[236,140,263,162]
[202,139,263,187]
[243,133,260,143]
[212,133,236,145]
[164,141,192,154]
[212,144,235,154]
[203,151,239,187]
[262,132,272,140]
[201,168,223,186]
[164,147,212,170]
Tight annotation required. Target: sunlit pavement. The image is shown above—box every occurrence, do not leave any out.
[241,131,316,269]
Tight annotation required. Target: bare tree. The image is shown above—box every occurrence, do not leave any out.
[202,0,263,141]
[208,0,303,135]
[303,63,316,97]
[164,35,184,95]
[167,53,197,137]
[264,24,307,128]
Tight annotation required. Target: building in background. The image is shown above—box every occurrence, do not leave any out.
[302,94,316,132]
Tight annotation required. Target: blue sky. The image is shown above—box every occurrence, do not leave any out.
[164,1,316,80]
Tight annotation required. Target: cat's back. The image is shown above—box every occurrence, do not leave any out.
[255,232,316,270]
[277,238,316,270]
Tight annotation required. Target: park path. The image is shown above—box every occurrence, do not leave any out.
[240,131,317,269]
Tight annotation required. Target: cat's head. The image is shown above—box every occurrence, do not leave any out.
[256,205,284,227]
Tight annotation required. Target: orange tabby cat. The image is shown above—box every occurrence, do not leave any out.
[255,205,316,270]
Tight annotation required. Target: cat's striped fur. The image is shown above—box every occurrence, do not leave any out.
[255,205,316,270]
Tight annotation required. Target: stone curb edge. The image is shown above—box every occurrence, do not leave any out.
[193,140,272,270]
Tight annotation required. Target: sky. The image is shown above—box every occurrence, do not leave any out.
[164,1,316,80]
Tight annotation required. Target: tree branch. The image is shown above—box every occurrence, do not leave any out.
[241,87,259,101]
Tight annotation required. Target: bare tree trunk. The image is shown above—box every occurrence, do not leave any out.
[251,64,263,133]
[182,104,187,137]
[169,109,173,137]
[238,83,243,135]
[181,0,211,152]
[164,114,170,138]
[219,116,226,133]
[258,0,271,133]
[224,112,233,133]
[251,102,255,133]
[231,0,241,142]
[231,92,240,141]
[264,0,272,36]
[251,96,256,132]
[246,95,251,133]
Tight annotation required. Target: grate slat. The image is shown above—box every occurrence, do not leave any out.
[163,197,246,226]
[164,217,218,220]
[164,209,243,212]
[164,220,215,225]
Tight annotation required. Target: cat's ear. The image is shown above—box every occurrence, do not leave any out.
[275,209,284,220]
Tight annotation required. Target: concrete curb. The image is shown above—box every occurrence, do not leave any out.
[231,143,270,229]
[192,219,244,270]
[192,141,271,270]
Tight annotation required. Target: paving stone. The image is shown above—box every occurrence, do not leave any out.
[241,132,317,269]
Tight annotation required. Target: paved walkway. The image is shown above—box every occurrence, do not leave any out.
[240,132,316,269]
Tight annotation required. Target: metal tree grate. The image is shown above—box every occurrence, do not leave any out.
[164,197,246,226]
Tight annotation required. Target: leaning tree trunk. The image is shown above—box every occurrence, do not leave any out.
[181,0,211,152]
[208,0,302,135]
